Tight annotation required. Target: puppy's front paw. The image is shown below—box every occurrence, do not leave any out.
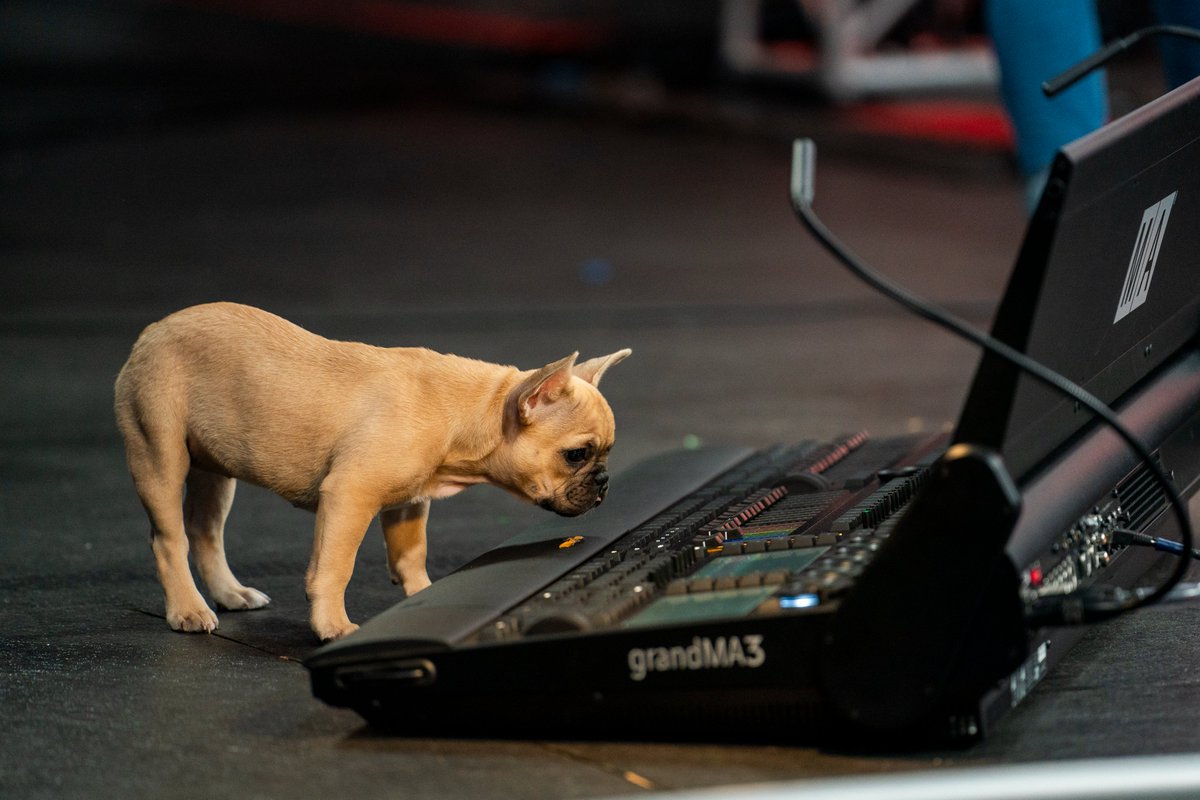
[315,621,359,643]
[214,585,271,611]
[389,564,432,595]
[167,604,219,634]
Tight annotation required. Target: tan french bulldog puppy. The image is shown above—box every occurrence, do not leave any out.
[113,302,630,642]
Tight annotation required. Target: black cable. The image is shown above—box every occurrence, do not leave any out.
[1113,528,1200,560]
[788,139,1194,624]
[1043,25,1200,97]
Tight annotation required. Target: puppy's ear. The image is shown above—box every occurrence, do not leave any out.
[573,349,632,387]
[512,352,578,425]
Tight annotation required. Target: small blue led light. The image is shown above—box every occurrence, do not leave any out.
[779,593,821,609]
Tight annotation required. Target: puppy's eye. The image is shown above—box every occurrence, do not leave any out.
[563,447,590,465]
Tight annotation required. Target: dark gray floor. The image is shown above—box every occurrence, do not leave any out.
[4,90,1200,800]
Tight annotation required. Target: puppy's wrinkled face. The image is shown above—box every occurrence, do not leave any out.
[500,350,630,517]
[513,379,616,516]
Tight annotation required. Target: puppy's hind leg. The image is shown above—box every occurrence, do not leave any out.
[184,469,270,612]
[124,435,219,633]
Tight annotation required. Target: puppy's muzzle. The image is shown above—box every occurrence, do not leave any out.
[542,467,610,517]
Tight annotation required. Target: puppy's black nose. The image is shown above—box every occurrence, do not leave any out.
[594,470,609,506]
